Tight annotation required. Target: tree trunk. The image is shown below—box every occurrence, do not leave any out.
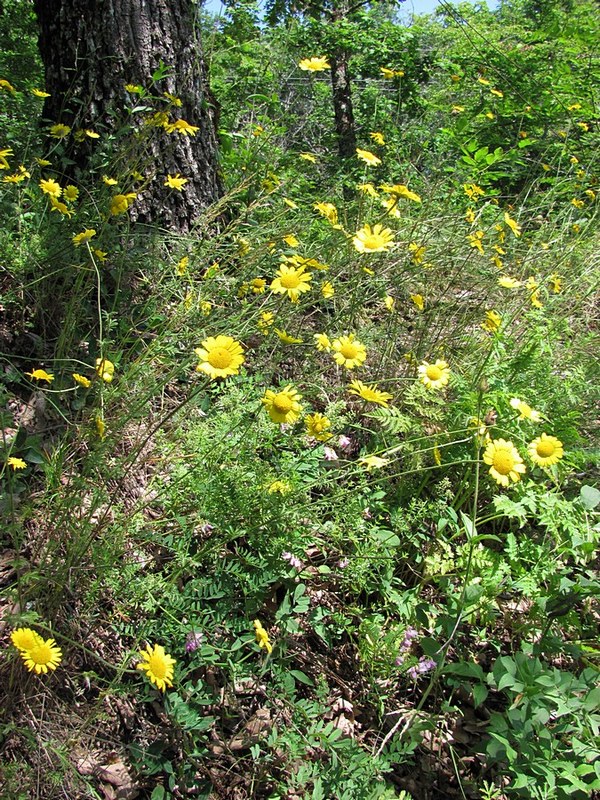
[329,0,356,160]
[329,51,356,159]
[33,0,222,232]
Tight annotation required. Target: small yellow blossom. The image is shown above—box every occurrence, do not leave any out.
[32,88,50,97]
[369,132,385,145]
[95,357,115,382]
[465,208,475,223]
[549,274,562,293]
[410,294,425,311]
[282,233,299,247]
[283,197,298,209]
[463,183,484,201]
[321,281,335,299]
[72,229,96,246]
[270,264,312,302]
[357,182,378,197]
[510,397,542,422]
[358,455,389,471]
[481,310,502,333]
[26,368,54,383]
[177,256,189,276]
[468,230,485,254]
[49,197,72,216]
[384,294,395,311]
[0,78,17,93]
[267,480,291,495]
[409,242,426,264]
[299,152,317,163]
[73,373,92,388]
[498,275,522,289]
[274,329,303,344]
[164,174,188,191]
[380,67,403,79]
[110,192,137,215]
[163,91,182,107]
[528,434,564,467]
[314,333,331,351]
[258,312,275,334]
[253,620,273,654]
[348,380,392,406]
[314,202,338,225]
[7,456,27,470]
[194,336,245,380]
[305,412,333,441]
[125,84,143,94]
[103,175,118,186]
[95,416,106,438]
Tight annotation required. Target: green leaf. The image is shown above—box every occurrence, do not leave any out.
[580,485,600,510]
[289,669,315,686]
[473,683,488,708]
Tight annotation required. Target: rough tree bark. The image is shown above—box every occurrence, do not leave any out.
[329,49,357,159]
[33,0,223,232]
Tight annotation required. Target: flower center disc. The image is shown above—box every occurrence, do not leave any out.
[493,451,514,475]
[340,343,359,359]
[208,348,233,369]
[536,441,555,458]
[426,365,442,381]
[149,655,167,678]
[280,273,300,289]
[29,642,53,666]
[273,394,293,413]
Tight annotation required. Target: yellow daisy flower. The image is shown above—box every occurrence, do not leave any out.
[10,627,43,650]
[298,56,330,72]
[165,119,199,136]
[352,223,395,254]
[49,123,71,138]
[357,182,378,197]
[305,412,332,441]
[314,333,332,351]
[481,310,502,333]
[63,185,79,202]
[498,275,522,289]
[510,397,542,422]
[39,178,61,198]
[483,438,526,486]
[194,335,245,379]
[20,636,63,674]
[369,132,385,145]
[270,264,312,302]
[164,174,188,191]
[418,360,450,390]
[356,148,382,167]
[331,334,367,370]
[137,643,176,692]
[109,192,137,215]
[314,202,338,225]
[528,434,564,467]
[348,380,392,406]
[7,456,27,470]
[262,385,303,424]
[321,281,335,299]
[504,212,522,237]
